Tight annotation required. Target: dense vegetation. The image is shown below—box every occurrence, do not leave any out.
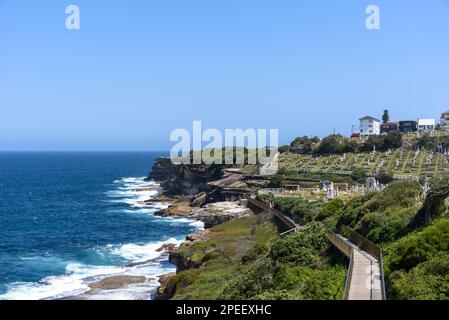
[257,180,449,300]
[167,216,345,300]
[336,181,422,243]
[219,222,346,300]
[385,218,449,299]
[167,178,449,300]
[167,214,279,299]
[284,132,403,156]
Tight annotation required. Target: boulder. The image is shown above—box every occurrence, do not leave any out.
[191,201,251,228]
[155,273,177,300]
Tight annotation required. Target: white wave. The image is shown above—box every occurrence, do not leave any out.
[107,177,161,208]
[0,238,182,301]
[161,217,205,230]
[108,238,183,263]
[113,177,147,184]
[0,263,124,301]
[0,176,203,301]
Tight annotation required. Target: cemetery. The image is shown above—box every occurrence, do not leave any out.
[278,147,449,181]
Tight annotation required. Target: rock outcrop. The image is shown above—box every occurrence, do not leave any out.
[147,158,224,195]
[168,243,205,271]
[86,276,147,294]
[191,201,251,229]
[155,273,176,300]
[154,196,194,217]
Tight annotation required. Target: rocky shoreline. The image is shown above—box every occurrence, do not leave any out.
[143,157,266,300]
[146,194,251,299]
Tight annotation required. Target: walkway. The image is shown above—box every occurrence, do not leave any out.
[246,197,386,300]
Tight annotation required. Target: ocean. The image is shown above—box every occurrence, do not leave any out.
[0,152,202,300]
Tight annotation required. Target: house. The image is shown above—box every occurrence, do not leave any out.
[399,120,417,134]
[359,116,381,137]
[380,122,399,134]
[440,110,449,131]
[417,119,436,133]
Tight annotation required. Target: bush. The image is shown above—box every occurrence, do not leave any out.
[269,222,329,267]
[220,258,276,299]
[350,168,367,183]
[355,205,419,243]
[290,136,320,154]
[241,244,268,265]
[317,198,345,221]
[316,134,358,155]
[337,181,421,241]
[387,218,449,271]
[220,221,345,300]
[272,197,324,224]
[361,131,402,152]
[375,169,394,185]
[389,253,449,300]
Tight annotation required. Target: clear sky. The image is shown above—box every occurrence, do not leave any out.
[1,0,449,151]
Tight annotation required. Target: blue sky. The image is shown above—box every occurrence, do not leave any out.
[1,0,449,151]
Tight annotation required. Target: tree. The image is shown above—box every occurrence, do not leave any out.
[382,109,390,124]
[384,130,403,149]
[278,145,290,154]
[316,134,358,155]
[362,134,386,152]
[350,168,367,183]
[290,136,320,154]
[375,169,394,185]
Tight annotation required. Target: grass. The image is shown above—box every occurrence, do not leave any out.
[170,214,279,299]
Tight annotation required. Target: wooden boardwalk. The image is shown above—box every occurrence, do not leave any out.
[246,197,386,300]
[326,232,384,300]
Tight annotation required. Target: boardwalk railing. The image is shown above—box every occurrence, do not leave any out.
[325,229,352,257]
[343,251,354,300]
[341,226,387,300]
[246,197,297,230]
[246,196,387,300]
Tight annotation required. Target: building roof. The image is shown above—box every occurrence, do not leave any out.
[418,119,436,126]
[442,110,449,115]
[381,122,399,126]
[359,116,381,122]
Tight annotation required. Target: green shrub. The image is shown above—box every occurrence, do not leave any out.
[269,222,329,267]
[317,198,345,220]
[387,218,449,271]
[220,258,276,299]
[389,253,449,300]
[241,244,268,265]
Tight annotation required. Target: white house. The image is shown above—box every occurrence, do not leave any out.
[440,110,449,131]
[417,119,436,133]
[359,116,381,137]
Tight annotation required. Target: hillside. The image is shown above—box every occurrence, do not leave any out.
[160,179,449,300]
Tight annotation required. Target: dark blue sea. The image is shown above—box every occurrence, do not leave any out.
[0,152,202,300]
